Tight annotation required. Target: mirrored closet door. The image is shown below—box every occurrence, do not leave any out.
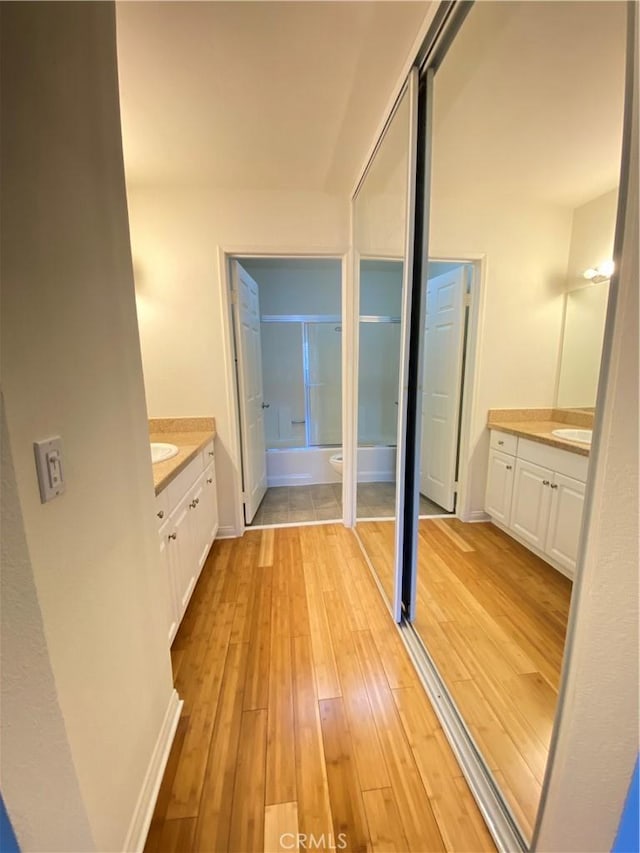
[405,0,627,844]
[353,0,629,848]
[352,71,418,617]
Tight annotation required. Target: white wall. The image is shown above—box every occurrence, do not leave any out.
[535,17,638,846]
[240,257,342,316]
[128,186,348,532]
[1,4,174,850]
[1,400,95,853]
[360,259,403,315]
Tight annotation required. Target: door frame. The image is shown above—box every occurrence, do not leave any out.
[218,247,348,536]
[415,253,487,525]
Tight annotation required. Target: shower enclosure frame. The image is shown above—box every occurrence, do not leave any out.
[260,314,344,450]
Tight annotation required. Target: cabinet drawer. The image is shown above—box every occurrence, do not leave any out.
[518,437,589,482]
[490,429,518,456]
[166,453,203,508]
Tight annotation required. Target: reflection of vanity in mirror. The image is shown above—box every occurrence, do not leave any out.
[352,1,627,847]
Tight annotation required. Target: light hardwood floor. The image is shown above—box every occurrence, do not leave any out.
[145,524,496,853]
[357,518,572,839]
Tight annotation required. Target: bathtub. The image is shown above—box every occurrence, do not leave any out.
[266,445,396,487]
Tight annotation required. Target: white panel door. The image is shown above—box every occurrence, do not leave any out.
[545,472,586,577]
[232,261,267,524]
[510,459,553,550]
[485,449,515,524]
[420,267,466,511]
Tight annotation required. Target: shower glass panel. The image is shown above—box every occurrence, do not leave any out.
[307,322,342,446]
[261,321,305,449]
[357,321,400,445]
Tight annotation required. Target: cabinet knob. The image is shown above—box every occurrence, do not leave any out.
[506,465,512,470]
[208,451,214,457]
[157,510,164,519]
[550,483,558,489]
[168,532,177,541]
[194,497,200,505]
[207,478,213,484]
[543,480,550,486]
[190,500,197,509]
[498,440,504,446]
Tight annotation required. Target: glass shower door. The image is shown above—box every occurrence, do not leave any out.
[307,322,342,446]
[357,321,401,446]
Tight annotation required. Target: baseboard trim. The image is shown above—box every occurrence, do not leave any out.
[458,509,491,523]
[123,689,183,853]
[216,525,240,540]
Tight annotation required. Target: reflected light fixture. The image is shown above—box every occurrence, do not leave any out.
[583,260,614,283]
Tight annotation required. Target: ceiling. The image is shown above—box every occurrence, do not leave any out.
[115,1,430,194]
[432,1,627,208]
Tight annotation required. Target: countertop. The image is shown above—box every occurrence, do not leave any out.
[150,417,216,494]
[487,408,592,457]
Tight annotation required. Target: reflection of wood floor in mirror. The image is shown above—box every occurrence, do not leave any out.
[357,518,572,839]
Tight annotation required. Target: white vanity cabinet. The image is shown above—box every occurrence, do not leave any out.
[155,441,219,645]
[485,431,517,523]
[485,429,588,579]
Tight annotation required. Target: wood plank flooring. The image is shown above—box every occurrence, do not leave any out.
[145,524,496,853]
[357,518,572,839]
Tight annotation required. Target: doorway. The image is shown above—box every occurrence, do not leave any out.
[230,256,343,526]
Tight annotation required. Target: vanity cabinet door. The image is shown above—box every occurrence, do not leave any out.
[485,449,515,524]
[545,472,586,577]
[202,462,219,552]
[168,490,196,619]
[189,473,210,574]
[159,520,179,646]
[510,459,553,550]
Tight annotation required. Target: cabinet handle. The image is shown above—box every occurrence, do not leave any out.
[498,440,504,446]
[543,480,550,486]
[207,478,213,484]
[157,510,164,519]
[506,465,512,470]
[168,532,177,541]
[550,483,558,489]
[208,451,214,457]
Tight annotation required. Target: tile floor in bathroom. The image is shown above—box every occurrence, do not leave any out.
[249,482,448,525]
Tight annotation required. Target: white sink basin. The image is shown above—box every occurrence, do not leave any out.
[552,428,593,444]
[150,442,179,464]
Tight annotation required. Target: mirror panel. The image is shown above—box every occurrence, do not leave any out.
[557,283,610,409]
[411,0,626,842]
[353,85,412,606]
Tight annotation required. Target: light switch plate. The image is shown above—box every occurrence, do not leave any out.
[34,436,66,503]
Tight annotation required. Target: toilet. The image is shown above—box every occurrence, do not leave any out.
[329,452,343,477]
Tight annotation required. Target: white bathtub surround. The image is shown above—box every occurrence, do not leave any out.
[267,445,396,487]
